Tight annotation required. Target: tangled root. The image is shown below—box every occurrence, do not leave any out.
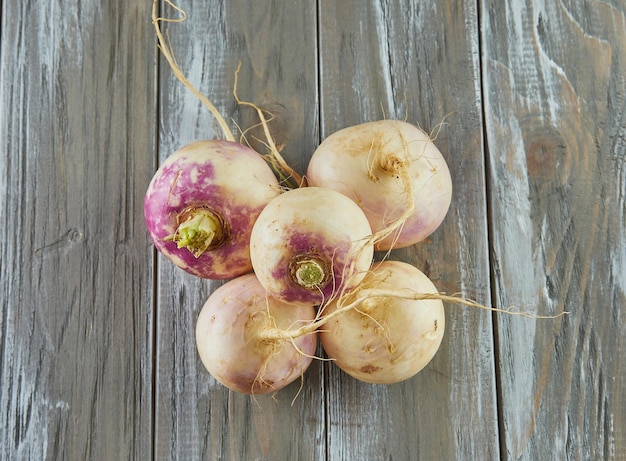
[152,1,236,142]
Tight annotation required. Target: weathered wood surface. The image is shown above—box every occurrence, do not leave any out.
[0,2,156,460]
[0,1,623,461]
[481,1,626,459]
[318,1,499,459]
[154,2,324,460]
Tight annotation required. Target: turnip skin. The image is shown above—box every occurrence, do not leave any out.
[195,273,317,394]
[249,187,374,306]
[144,140,280,279]
[320,260,445,384]
[306,120,452,250]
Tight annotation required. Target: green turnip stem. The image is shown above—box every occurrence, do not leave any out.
[165,208,223,257]
[152,0,235,143]
[292,259,326,289]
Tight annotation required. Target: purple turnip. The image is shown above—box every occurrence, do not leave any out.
[307,120,452,250]
[250,187,374,306]
[144,140,280,279]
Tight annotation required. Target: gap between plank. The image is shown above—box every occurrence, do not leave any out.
[151,3,163,461]
[314,2,332,460]
[475,0,507,460]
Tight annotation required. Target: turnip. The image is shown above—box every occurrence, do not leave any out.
[195,273,317,394]
[144,140,280,279]
[151,3,568,395]
[319,260,445,384]
[250,187,374,305]
[306,120,453,250]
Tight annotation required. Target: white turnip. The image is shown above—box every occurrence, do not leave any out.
[144,140,280,279]
[250,187,374,306]
[195,273,317,394]
[307,120,452,250]
[319,260,445,384]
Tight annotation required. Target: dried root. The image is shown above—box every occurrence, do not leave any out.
[152,0,235,141]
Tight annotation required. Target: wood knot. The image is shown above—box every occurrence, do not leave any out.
[523,124,571,184]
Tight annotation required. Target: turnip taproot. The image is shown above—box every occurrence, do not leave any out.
[307,120,452,250]
[250,187,374,306]
[144,140,280,279]
[153,0,235,143]
[195,273,317,394]
[319,260,445,384]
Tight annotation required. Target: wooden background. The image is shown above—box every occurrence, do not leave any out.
[1,0,624,459]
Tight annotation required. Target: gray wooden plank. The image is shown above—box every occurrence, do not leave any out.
[318,1,499,459]
[153,1,325,459]
[0,1,156,460]
[481,0,626,459]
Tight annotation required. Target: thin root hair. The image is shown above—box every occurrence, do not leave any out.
[152,0,235,142]
[291,374,305,406]
[232,62,305,188]
[428,111,456,141]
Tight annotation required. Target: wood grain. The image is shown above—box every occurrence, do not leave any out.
[318,1,499,459]
[1,0,624,459]
[0,2,156,459]
[153,1,324,460]
[481,0,626,459]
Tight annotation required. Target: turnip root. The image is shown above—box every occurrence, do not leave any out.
[319,260,445,384]
[195,273,317,394]
[306,120,452,250]
[250,187,374,306]
[144,140,280,279]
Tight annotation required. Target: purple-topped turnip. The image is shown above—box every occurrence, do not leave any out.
[307,120,452,250]
[144,140,280,279]
[195,273,318,394]
[250,187,374,306]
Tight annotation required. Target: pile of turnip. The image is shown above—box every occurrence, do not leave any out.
[147,1,565,395]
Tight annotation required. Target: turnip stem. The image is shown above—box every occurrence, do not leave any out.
[292,259,326,289]
[152,0,235,142]
[164,208,224,257]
